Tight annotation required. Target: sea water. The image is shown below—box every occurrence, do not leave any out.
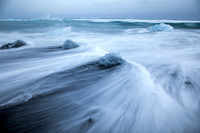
[0,19,200,133]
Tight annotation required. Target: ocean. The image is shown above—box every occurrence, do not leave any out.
[0,18,200,133]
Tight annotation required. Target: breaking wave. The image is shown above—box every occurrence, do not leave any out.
[0,19,200,33]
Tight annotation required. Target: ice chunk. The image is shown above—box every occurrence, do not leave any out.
[0,40,27,50]
[62,40,79,50]
[98,53,125,67]
[148,23,173,32]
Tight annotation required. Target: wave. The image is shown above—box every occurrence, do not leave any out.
[46,27,72,36]
[0,20,200,132]
[148,63,200,109]
[65,19,200,29]
[0,44,106,108]
[73,18,200,23]
[0,53,199,132]
[0,19,200,32]
[108,21,200,29]
[0,39,199,132]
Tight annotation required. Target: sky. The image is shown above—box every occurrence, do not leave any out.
[0,0,200,20]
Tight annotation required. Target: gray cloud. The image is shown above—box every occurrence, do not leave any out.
[0,0,200,20]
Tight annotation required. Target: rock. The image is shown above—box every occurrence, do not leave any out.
[87,118,94,123]
[0,40,27,50]
[98,53,125,67]
[62,40,79,50]
[185,81,192,85]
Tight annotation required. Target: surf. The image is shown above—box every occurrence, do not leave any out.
[0,19,200,133]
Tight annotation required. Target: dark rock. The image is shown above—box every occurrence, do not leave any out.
[87,118,94,123]
[0,40,27,50]
[185,81,192,85]
[62,40,79,50]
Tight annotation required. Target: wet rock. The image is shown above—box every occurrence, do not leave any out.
[62,40,79,50]
[87,118,94,124]
[0,40,27,50]
[185,81,192,85]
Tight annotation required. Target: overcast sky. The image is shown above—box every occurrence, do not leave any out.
[0,0,200,20]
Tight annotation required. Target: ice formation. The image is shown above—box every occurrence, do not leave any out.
[148,23,173,32]
[98,53,125,67]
